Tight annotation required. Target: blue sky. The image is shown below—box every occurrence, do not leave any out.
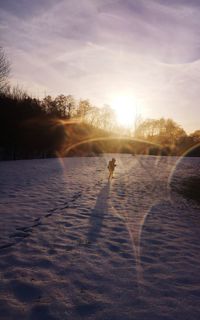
[0,0,200,132]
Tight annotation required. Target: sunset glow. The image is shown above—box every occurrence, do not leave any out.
[111,94,137,127]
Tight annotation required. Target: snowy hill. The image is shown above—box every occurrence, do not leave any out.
[0,155,200,320]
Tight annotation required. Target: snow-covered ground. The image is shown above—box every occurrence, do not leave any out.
[0,155,200,320]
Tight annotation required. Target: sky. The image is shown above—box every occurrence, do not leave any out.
[0,0,200,132]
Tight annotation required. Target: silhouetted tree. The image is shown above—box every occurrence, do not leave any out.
[76,99,92,121]
[54,94,66,117]
[190,130,200,142]
[85,106,101,127]
[135,118,186,146]
[99,105,116,131]
[42,95,57,116]
[42,94,77,118]
[0,47,10,92]
[64,94,76,118]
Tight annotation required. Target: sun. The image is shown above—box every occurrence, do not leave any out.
[111,94,137,127]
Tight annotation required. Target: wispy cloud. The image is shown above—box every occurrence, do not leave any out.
[0,0,200,131]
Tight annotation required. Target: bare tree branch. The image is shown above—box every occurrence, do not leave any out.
[0,47,10,92]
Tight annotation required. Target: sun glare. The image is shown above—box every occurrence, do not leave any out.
[111,94,137,127]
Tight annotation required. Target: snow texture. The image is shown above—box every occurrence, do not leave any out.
[0,155,200,320]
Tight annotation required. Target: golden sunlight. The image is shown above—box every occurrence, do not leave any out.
[111,94,137,127]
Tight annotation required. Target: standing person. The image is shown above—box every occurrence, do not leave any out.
[108,158,116,180]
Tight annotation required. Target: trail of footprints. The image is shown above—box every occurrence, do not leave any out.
[0,191,82,251]
[0,179,103,252]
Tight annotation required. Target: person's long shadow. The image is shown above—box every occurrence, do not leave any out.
[87,182,110,243]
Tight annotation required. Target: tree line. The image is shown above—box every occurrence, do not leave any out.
[0,47,199,159]
[135,118,200,156]
[0,86,117,159]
